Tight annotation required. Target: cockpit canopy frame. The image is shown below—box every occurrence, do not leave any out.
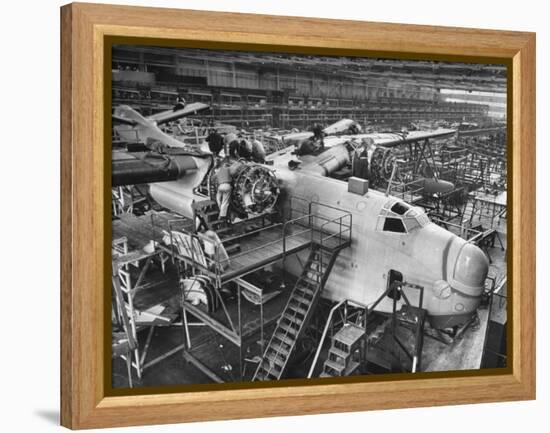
[376,199,430,234]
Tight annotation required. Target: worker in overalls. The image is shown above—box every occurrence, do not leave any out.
[351,137,374,180]
[238,139,253,160]
[312,122,325,151]
[174,95,186,110]
[250,138,266,163]
[215,161,233,222]
[205,129,224,157]
[225,132,240,159]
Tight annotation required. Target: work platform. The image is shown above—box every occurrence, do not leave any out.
[112,199,353,384]
[173,200,352,383]
[113,211,193,250]
[112,193,506,387]
[165,221,341,283]
[111,277,293,386]
[113,208,350,283]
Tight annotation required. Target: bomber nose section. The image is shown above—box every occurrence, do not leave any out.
[448,242,489,297]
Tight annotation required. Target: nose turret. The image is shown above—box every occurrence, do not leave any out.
[447,242,489,298]
[425,232,490,329]
[420,226,489,328]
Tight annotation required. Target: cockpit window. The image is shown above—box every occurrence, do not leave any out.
[377,200,430,234]
[391,202,409,215]
[383,217,406,233]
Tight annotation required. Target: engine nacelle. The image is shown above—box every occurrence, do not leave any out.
[369,146,396,185]
[228,163,280,215]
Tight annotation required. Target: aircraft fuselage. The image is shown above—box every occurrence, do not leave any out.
[269,147,489,328]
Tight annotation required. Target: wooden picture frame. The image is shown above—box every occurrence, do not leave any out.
[60,2,535,429]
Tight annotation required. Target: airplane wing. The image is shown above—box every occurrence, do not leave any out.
[112,115,137,126]
[364,128,457,148]
[112,147,212,187]
[269,128,458,179]
[281,119,359,145]
[147,102,211,125]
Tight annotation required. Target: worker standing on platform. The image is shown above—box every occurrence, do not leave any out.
[214,160,233,222]
[351,137,374,180]
[351,143,369,180]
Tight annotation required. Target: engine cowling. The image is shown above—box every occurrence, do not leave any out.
[369,146,395,185]
[223,163,280,215]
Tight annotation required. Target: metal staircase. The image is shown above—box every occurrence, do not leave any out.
[193,199,232,235]
[253,246,340,381]
[192,199,243,256]
[321,323,365,377]
[192,199,280,257]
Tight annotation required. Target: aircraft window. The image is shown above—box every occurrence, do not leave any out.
[383,217,406,233]
[403,217,420,232]
[391,202,409,215]
[416,212,430,227]
[378,201,429,233]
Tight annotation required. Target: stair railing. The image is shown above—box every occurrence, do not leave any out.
[317,212,352,252]
[307,299,368,378]
[308,201,352,250]
[254,247,318,380]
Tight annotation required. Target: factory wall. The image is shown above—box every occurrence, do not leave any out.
[113,46,440,102]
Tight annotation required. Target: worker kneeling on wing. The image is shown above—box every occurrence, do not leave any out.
[236,139,251,159]
[250,138,266,163]
[224,132,240,158]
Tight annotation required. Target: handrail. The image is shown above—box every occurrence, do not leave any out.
[163,197,353,279]
[318,211,352,250]
[189,214,316,274]
[224,226,312,266]
[214,222,284,245]
[307,299,368,378]
[284,213,316,228]
[307,300,346,378]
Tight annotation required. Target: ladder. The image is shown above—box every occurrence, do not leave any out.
[193,199,232,236]
[192,199,279,257]
[192,200,240,255]
[253,246,338,381]
[320,323,365,377]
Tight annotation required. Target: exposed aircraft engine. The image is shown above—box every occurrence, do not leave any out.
[230,164,280,215]
[370,146,396,185]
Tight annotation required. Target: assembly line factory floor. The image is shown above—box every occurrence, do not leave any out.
[112,231,507,388]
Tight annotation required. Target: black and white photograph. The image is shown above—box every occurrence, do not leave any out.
[110,45,508,389]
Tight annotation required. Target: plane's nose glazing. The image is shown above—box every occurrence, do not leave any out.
[448,242,489,298]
